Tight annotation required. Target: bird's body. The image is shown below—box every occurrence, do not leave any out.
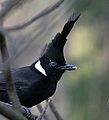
[0,63,59,107]
[0,13,80,107]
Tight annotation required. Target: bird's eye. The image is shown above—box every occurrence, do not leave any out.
[49,61,57,67]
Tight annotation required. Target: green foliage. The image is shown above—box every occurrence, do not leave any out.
[64,0,109,120]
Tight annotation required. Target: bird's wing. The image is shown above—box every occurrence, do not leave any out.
[0,75,29,93]
[0,67,34,92]
[0,66,48,93]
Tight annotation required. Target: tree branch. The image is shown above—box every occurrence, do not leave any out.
[6,0,64,31]
[0,27,29,120]
[0,0,26,19]
[48,99,63,120]
[0,101,38,120]
[37,103,50,120]
[0,101,28,120]
[0,28,22,111]
[37,99,51,120]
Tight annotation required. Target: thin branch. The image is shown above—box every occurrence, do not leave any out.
[0,101,28,120]
[0,0,26,19]
[12,27,44,60]
[0,28,22,112]
[6,0,64,31]
[0,28,39,120]
[48,99,63,120]
[0,101,38,120]
[37,99,52,120]
[37,103,50,120]
[107,99,109,111]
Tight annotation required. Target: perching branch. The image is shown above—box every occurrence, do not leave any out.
[37,103,50,120]
[6,0,64,31]
[48,99,63,120]
[0,101,29,120]
[0,28,39,120]
[37,99,52,120]
[0,27,28,120]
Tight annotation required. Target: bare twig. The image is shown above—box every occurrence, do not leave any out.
[107,99,109,110]
[6,0,64,31]
[37,103,50,120]
[0,0,26,19]
[37,98,52,120]
[0,101,30,120]
[48,99,63,120]
[0,101,38,120]
[0,28,22,112]
[12,27,44,60]
[0,28,39,120]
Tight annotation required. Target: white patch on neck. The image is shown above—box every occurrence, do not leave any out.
[35,60,47,76]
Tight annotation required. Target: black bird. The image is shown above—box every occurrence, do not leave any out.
[0,13,80,107]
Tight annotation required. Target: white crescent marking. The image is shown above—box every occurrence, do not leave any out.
[35,60,47,76]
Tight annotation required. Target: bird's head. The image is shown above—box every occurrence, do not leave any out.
[34,13,80,81]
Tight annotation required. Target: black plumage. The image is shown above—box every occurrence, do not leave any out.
[0,13,80,107]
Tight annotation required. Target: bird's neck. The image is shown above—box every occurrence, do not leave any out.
[32,60,64,83]
[34,60,47,76]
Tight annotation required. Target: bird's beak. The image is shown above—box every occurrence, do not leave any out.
[58,63,77,71]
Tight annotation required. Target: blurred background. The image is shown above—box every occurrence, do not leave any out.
[0,0,109,120]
